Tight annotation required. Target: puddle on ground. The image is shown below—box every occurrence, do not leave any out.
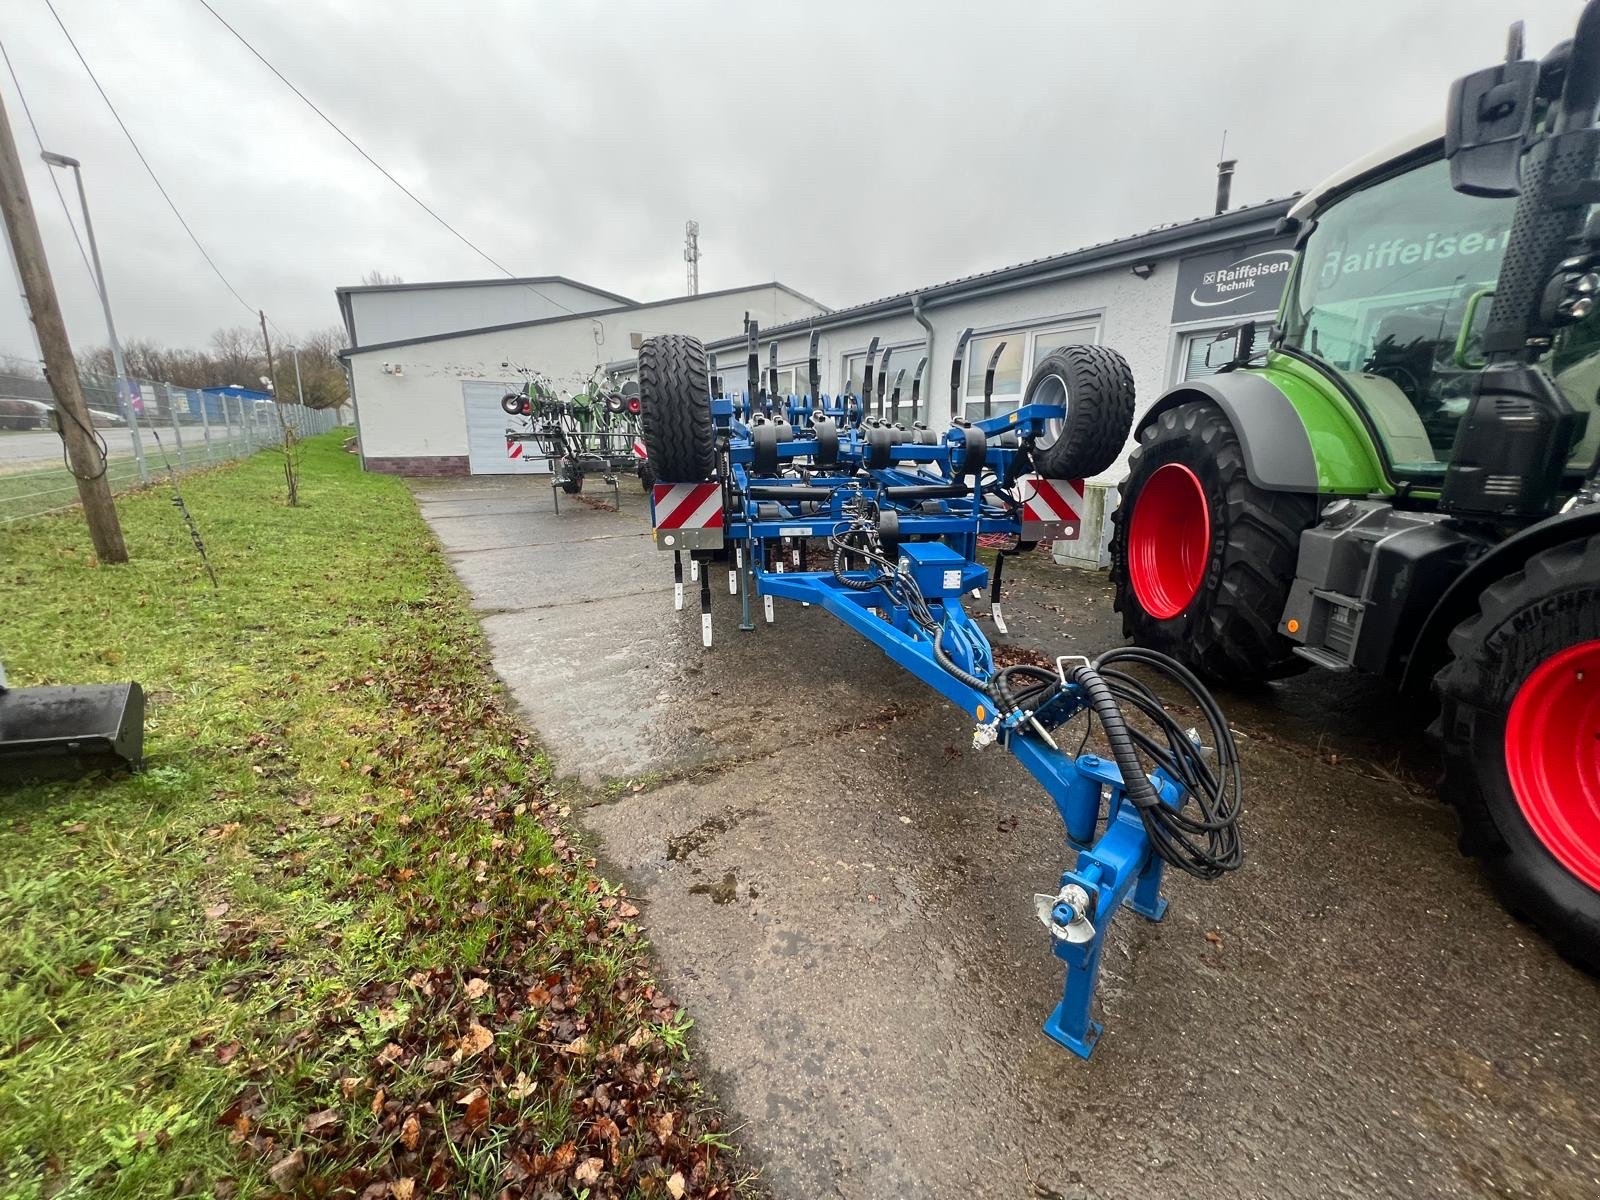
[689,870,739,904]
[667,807,744,861]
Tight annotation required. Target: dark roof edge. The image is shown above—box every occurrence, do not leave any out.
[339,281,829,359]
[334,274,637,307]
[702,198,1296,352]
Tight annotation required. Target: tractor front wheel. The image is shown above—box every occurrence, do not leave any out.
[1110,401,1316,684]
[1434,535,1600,972]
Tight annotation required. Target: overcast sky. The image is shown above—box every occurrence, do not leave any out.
[0,0,1589,362]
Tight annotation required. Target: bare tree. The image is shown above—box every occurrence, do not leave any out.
[360,270,404,286]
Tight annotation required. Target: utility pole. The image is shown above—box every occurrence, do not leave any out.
[0,86,127,561]
[684,219,700,296]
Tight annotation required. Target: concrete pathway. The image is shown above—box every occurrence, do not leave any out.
[412,475,1600,1200]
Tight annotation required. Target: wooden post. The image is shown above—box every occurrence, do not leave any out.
[0,86,126,560]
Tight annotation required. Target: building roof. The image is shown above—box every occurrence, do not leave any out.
[700,195,1300,353]
[334,274,638,307]
[339,282,830,359]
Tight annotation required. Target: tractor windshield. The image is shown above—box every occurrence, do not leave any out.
[1280,158,1518,475]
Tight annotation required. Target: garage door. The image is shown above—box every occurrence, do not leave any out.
[463,380,549,474]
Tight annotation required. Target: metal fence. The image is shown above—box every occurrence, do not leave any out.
[1,372,349,523]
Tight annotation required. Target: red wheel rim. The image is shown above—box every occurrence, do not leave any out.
[1128,463,1210,620]
[1505,639,1600,891]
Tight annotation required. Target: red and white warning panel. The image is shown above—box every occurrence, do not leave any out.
[506,438,525,461]
[1017,476,1084,540]
[651,482,725,551]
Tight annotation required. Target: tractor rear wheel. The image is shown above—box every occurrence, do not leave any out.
[638,334,716,482]
[1110,401,1316,684]
[1433,535,1600,972]
[1026,345,1137,480]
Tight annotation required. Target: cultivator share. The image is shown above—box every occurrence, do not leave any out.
[501,368,650,506]
[635,323,1244,1057]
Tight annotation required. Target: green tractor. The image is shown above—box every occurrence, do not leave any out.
[1110,5,1600,969]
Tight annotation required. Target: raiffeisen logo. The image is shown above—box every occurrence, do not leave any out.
[1191,250,1295,307]
[1318,228,1511,283]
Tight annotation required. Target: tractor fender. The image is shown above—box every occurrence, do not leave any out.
[1134,372,1319,493]
[1400,504,1600,694]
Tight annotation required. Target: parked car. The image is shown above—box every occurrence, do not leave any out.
[87,408,127,427]
[0,398,53,430]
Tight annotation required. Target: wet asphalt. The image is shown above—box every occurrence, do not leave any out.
[409,476,1599,1200]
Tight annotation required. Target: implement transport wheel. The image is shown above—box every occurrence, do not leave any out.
[1110,401,1316,683]
[560,477,583,495]
[638,334,716,482]
[1434,535,1600,972]
[1025,345,1137,480]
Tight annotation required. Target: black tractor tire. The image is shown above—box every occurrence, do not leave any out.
[638,334,716,482]
[560,476,583,495]
[1432,535,1600,973]
[637,460,655,492]
[1110,401,1317,684]
[1026,345,1137,480]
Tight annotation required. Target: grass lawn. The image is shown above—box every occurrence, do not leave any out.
[0,434,744,1199]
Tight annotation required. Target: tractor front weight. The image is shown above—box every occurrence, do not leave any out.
[642,328,1243,1057]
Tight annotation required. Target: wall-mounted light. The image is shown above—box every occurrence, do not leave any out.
[1130,262,1156,280]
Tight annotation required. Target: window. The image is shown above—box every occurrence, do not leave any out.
[962,322,1099,420]
[1280,157,1517,472]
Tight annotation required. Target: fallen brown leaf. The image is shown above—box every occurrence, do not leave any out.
[303,1109,339,1137]
[667,1170,687,1198]
[574,1157,603,1185]
[457,1022,494,1058]
[390,1179,415,1200]
[400,1113,421,1151]
[267,1149,305,1193]
[463,977,489,1001]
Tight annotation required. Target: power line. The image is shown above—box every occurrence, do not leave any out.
[0,36,97,290]
[191,0,576,315]
[42,0,265,325]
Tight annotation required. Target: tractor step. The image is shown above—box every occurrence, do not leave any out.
[1292,645,1352,671]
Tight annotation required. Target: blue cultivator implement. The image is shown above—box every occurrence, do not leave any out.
[638,325,1243,1058]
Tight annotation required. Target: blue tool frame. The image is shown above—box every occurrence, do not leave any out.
[648,368,1185,1058]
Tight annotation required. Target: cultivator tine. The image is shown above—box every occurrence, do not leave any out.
[861,336,880,417]
[747,319,763,416]
[876,346,893,420]
[708,352,720,398]
[738,544,754,631]
[984,340,1007,421]
[951,327,973,421]
[910,355,927,423]
[890,368,906,424]
[769,342,780,411]
[808,331,821,408]
[989,549,1009,635]
[674,549,685,612]
[700,561,713,647]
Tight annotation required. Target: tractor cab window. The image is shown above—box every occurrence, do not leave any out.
[1280,158,1517,475]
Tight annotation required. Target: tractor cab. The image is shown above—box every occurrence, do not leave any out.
[1274,147,1600,489]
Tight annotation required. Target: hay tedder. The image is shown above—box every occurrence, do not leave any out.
[501,370,650,506]
[635,323,1245,1057]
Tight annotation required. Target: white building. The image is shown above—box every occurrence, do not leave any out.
[338,276,827,475]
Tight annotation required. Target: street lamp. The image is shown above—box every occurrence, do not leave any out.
[41,149,147,480]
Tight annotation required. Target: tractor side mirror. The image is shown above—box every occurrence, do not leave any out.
[1446,24,1539,198]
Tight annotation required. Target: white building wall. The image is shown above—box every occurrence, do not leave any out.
[346,279,628,346]
[351,284,822,461]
